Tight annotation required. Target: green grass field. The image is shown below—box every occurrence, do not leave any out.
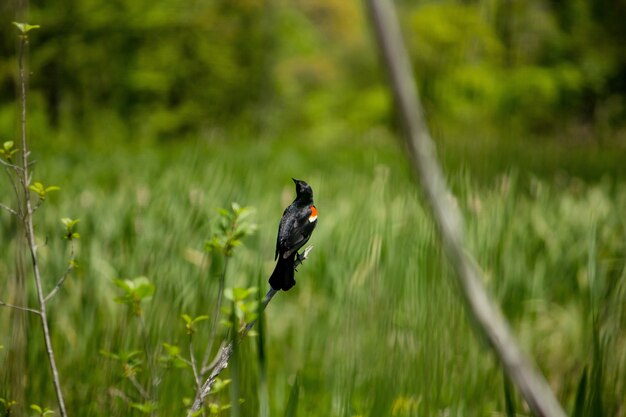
[1,130,625,416]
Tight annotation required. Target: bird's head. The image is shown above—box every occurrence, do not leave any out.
[292,178,314,201]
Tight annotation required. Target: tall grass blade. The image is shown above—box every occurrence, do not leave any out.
[503,371,516,417]
[587,224,604,417]
[571,366,587,417]
[229,301,241,417]
[257,272,269,417]
[283,372,300,417]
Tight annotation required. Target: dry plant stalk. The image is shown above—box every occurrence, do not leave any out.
[365,1,567,416]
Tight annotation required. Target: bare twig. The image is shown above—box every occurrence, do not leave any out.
[189,335,202,391]
[365,2,566,417]
[0,158,22,170]
[200,257,229,373]
[44,243,75,303]
[0,300,41,315]
[128,374,151,401]
[187,246,312,416]
[5,168,23,215]
[16,29,69,417]
[0,202,17,215]
[138,315,158,413]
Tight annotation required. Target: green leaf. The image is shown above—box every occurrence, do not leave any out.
[42,409,55,417]
[233,287,249,301]
[208,403,220,414]
[112,279,132,294]
[12,22,40,33]
[181,314,192,325]
[162,342,181,356]
[192,315,209,324]
[212,378,231,394]
[132,277,156,299]
[224,288,234,301]
[130,402,158,414]
[30,404,43,414]
[61,218,80,228]
[29,182,44,194]
[29,182,59,200]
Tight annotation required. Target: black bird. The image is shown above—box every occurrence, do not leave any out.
[269,178,318,291]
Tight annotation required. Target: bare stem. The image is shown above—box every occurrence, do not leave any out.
[16,30,69,417]
[189,335,201,391]
[0,158,23,170]
[201,257,229,373]
[0,300,41,315]
[128,374,151,401]
[0,202,17,215]
[138,314,158,412]
[364,1,566,416]
[44,242,75,303]
[5,167,23,215]
[186,246,312,416]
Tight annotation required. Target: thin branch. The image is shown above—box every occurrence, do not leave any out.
[187,246,312,416]
[364,2,566,417]
[200,257,229,373]
[128,374,151,402]
[0,158,22,170]
[5,167,23,215]
[189,335,202,391]
[16,29,69,417]
[138,314,158,412]
[0,299,41,315]
[44,243,75,303]
[0,202,17,215]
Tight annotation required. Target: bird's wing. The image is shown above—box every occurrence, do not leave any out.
[279,206,315,258]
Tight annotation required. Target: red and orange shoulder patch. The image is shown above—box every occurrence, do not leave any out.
[309,205,318,222]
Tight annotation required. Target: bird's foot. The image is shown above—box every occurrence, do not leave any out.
[294,251,305,271]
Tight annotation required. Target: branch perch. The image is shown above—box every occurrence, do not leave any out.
[187,246,313,416]
[364,1,567,416]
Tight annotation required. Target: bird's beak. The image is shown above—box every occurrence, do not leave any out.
[292,178,299,184]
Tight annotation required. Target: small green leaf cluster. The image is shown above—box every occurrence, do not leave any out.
[12,22,40,34]
[61,218,80,240]
[0,398,17,416]
[204,203,256,257]
[0,141,17,162]
[30,404,54,417]
[113,277,155,317]
[29,182,60,201]
[181,314,209,335]
[221,287,259,329]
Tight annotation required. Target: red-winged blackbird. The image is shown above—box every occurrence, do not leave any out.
[269,178,318,291]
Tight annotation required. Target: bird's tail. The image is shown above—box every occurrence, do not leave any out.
[268,255,296,291]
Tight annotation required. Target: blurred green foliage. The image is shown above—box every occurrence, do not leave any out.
[0,136,625,416]
[1,0,626,416]
[0,0,624,142]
